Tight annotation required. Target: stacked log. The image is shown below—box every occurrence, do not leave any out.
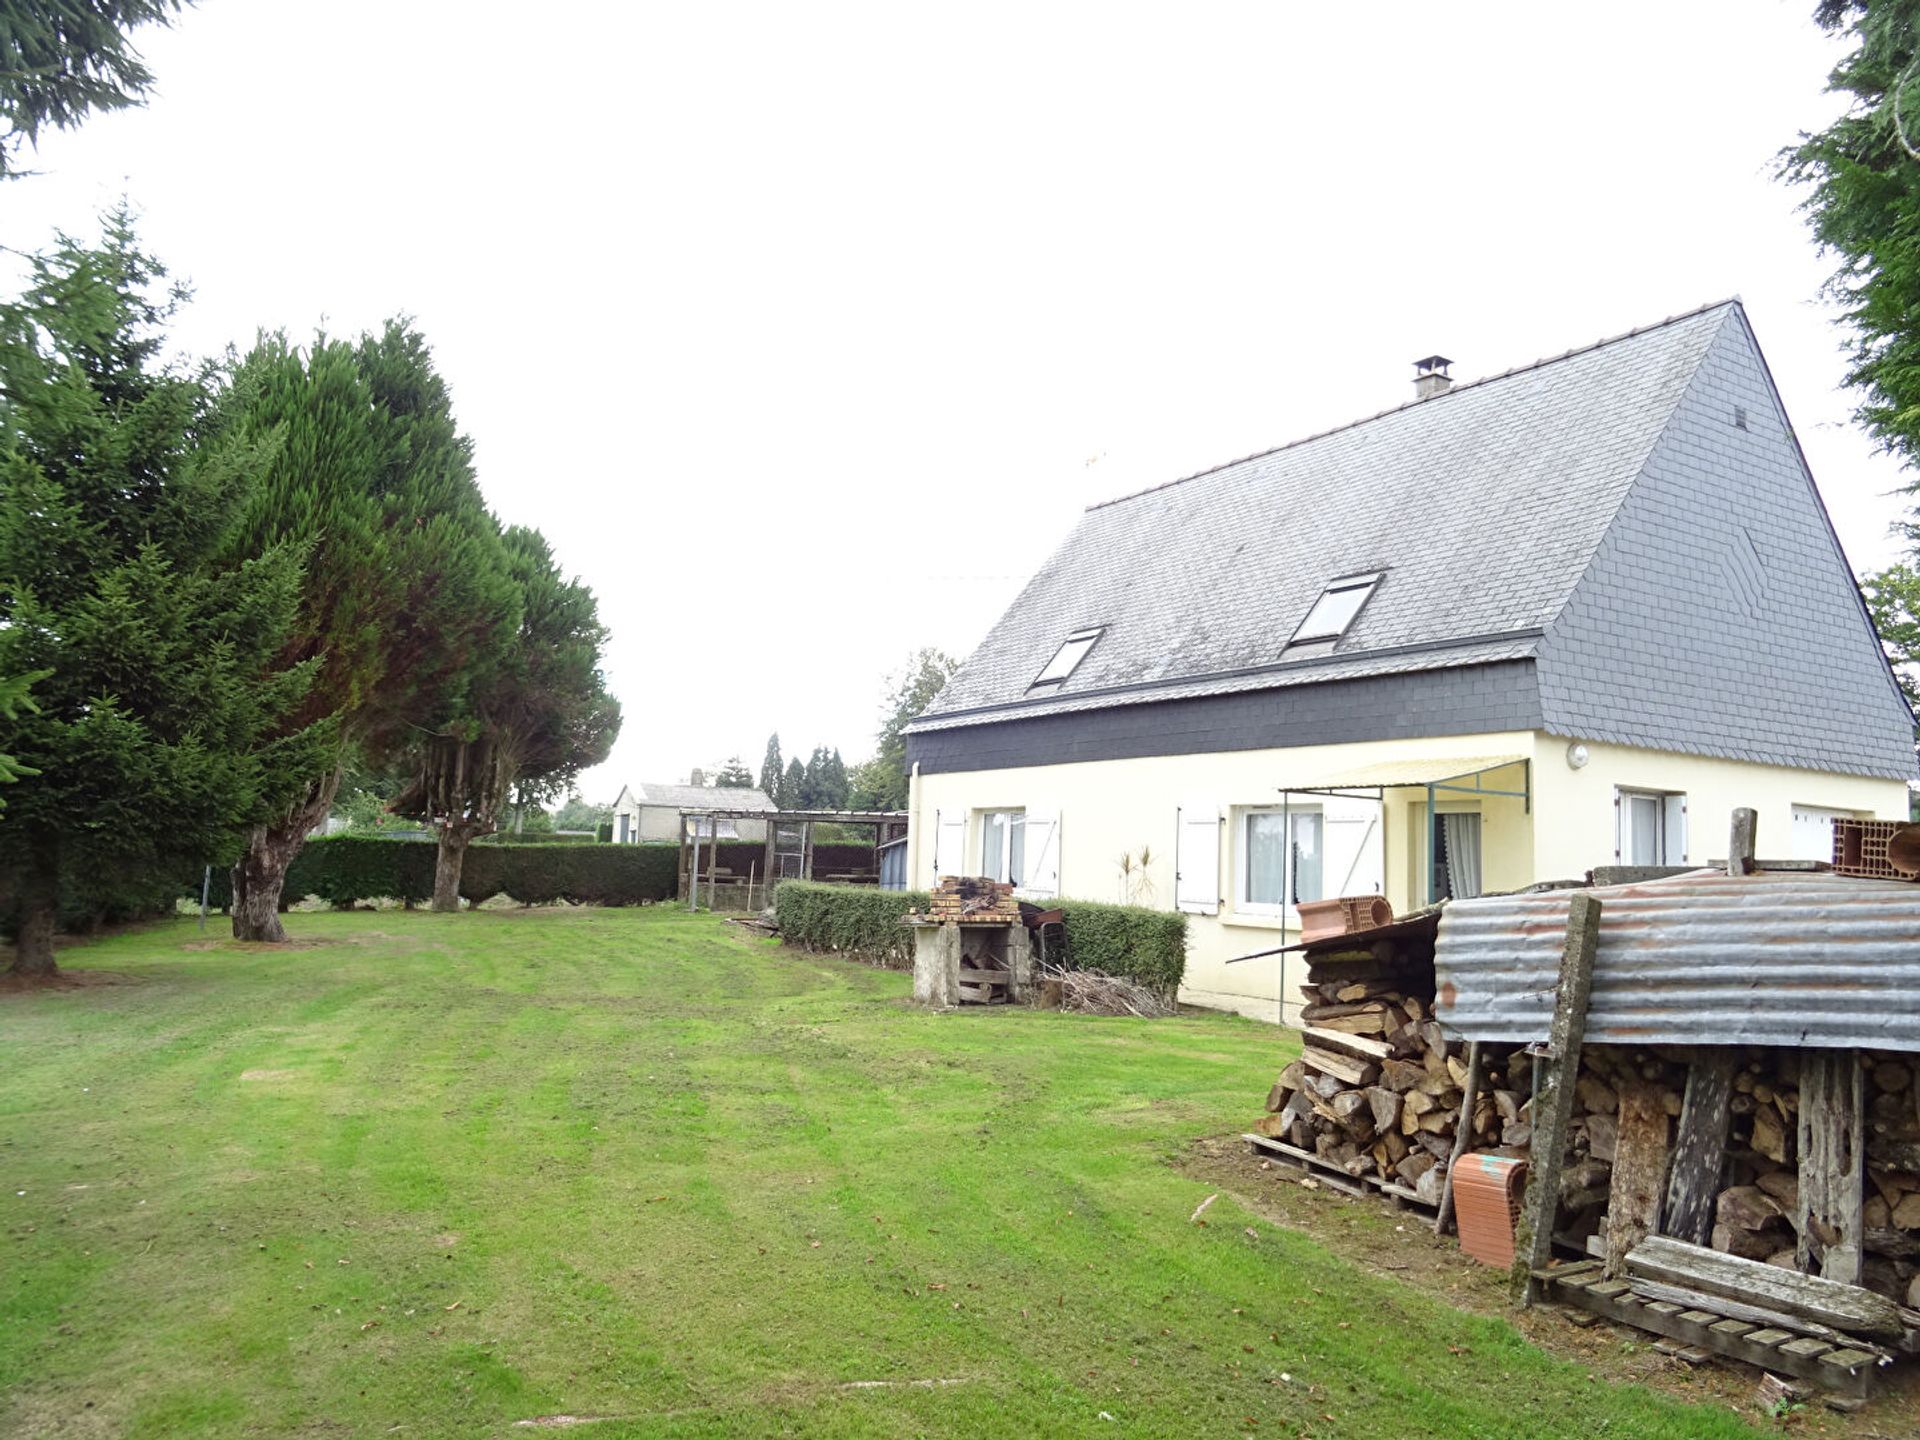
[1255,945,1529,1205]
[1559,1046,1920,1308]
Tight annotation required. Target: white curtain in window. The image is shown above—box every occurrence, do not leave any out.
[1627,794,1662,865]
[1245,812,1287,906]
[1441,813,1483,899]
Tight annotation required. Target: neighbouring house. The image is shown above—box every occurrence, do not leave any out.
[903,301,1918,1024]
[611,782,775,843]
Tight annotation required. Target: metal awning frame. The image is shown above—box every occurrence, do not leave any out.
[1278,759,1532,906]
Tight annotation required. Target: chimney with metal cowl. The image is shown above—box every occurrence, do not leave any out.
[1413,354,1453,400]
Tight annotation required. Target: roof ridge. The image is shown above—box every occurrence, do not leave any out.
[1084,298,1742,514]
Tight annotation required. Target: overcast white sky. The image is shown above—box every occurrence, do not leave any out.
[4,2,1910,803]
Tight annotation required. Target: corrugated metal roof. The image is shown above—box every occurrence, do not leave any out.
[1433,868,1920,1053]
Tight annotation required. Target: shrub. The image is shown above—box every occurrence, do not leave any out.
[188,836,679,910]
[1056,898,1188,995]
[771,882,1189,994]
[774,880,928,967]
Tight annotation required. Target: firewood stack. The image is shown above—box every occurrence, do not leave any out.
[1254,940,1532,1206]
[1677,1049,1920,1308]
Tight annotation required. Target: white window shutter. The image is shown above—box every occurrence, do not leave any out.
[1176,804,1221,915]
[934,810,966,881]
[1666,796,1688,866]
[1323,794,1383,896]
[1021,813,1060,899]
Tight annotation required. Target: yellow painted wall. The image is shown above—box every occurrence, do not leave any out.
[907,730,1910,1026]
[1526,734,1906,876]
[908,730,1537,1026]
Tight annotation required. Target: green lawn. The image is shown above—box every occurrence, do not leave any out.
[1,909,1762,1439]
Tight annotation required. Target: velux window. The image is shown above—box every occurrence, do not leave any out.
[1284,572,1382,656]
[1030,626,1103,690]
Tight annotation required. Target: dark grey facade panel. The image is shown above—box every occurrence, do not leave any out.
[1535,313,1918,781]
[906,662,1543,774]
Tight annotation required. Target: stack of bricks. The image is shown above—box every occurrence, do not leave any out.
[923,876,1021,924]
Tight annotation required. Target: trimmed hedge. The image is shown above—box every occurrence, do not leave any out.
[1055,898,1189,995]
[774,880,928,967]
[772,881,1189,993]
[192,835,679,909]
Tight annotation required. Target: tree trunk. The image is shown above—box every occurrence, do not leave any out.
[433,824,473,913]
[232,770,340,942]
[8,847,60,978]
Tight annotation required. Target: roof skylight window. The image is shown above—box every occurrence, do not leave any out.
[1284,573,1382,656]
[1030,626,1104,690]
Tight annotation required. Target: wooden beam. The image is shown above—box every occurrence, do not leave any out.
[1726,807,1757,877]
[1511,891,1602,1303]
[1299,1027,1394,1062]
[1797,1050,1866,1285]
[1663,1050,1735,1247]
[1603,1073,1673,1275]
[1626,1234,1901,1336]
[1433,1040,1483,1238]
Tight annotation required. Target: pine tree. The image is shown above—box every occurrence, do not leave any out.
[390,526,619,909]
[714,756,754,788]
[223,322,518,939]
[758,733,782,797]
[0,210,320,975]
[1,1,190,179]
[820,748,849,809]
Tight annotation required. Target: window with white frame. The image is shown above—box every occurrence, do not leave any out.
[980,809,1025,885]
[1617,788,1685,866]
[1237,805,1323,915]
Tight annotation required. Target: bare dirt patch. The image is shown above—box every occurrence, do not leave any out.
[1180,1133,1920,1436]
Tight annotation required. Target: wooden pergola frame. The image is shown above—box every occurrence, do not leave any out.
[678,807,909,906]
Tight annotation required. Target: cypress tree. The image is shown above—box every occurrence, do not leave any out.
[391,526,619,909]
[1,1,190,179]
[0,212,320,975]
[222,322,517,940]
[781,757,804,810]
[758,733,782,797]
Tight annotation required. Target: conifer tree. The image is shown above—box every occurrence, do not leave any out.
[758,733,782,797]
[781,757,804,810]
[0,212,319,975]
[391,526,619,910]
[1,1,190,178]
[223,322,517,939]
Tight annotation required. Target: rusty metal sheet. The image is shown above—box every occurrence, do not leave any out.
[1433,869,1920,1053]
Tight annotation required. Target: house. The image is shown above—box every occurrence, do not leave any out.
[611,782,776,843]
[903,301,1918,1024]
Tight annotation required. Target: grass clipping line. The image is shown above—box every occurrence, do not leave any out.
[1036,961,1176,1018]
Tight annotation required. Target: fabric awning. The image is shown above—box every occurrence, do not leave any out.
[1279,754,1529,794]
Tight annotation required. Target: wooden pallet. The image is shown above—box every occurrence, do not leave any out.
[1535,1261,1887,1397]
[1243,1133,1438,1214]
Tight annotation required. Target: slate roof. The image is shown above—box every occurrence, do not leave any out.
[628,782,775,811]
[921,302,1731,722]
[910,301,1917,781]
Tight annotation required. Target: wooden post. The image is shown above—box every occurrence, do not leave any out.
[1796,1050,1865,1285]
[677,814,689,901]
[764,816,778,895]
[1434,1040,1485,1238]
[1511,892,1602,1303]
[801,821,814,881]
[1726,807,1757,877]
[1663,1050,1736,1246]
[1603,1073,1673,1275]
